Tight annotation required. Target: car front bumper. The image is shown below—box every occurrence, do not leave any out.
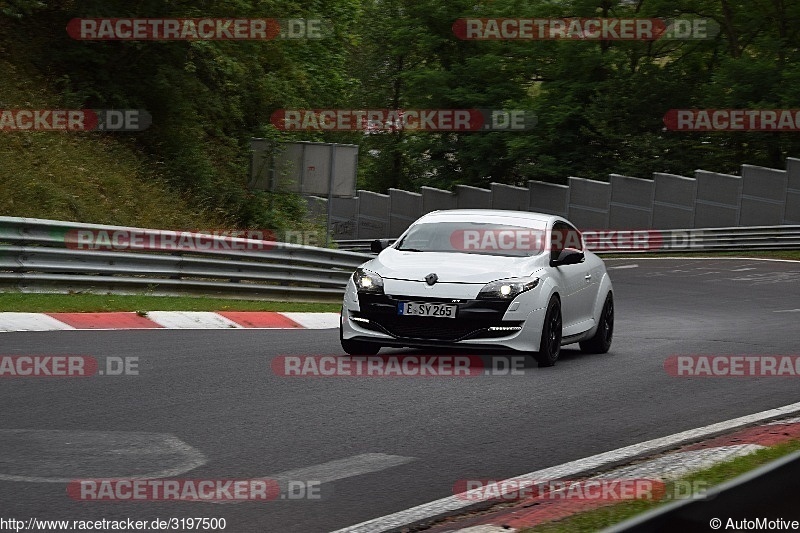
[341,280,546,352]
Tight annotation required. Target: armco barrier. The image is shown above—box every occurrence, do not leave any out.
[0,217,371,302]
[1,218,797,302]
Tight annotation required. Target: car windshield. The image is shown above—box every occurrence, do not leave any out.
[394,221,546,257]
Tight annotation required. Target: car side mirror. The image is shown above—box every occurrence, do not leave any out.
[370,239,390,253]
[550,248,584,267]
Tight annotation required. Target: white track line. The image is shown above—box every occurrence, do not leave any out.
[280,312,340,329]
[593,444,765,481]
[145,311,243,329]
[207,453,416,505]
[0,430,206,483]
[0,313,74,332]
[330,401,800,533]
[265,453,415,485]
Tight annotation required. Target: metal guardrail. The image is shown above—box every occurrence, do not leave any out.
[336,225,800,254]
[0,217,371,302]
[1,217,797,302]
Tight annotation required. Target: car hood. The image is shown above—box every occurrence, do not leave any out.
[364,248,546,284]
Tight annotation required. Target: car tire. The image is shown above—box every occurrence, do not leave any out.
[580,292,613,354]
[534,296,562,367]
[340,309,381,355]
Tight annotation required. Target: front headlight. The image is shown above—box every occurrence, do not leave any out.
[353,268,385,294]
[477,277,539,300]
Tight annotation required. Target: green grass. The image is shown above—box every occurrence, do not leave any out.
[602,250,800,261]
[0,293,339,313]
[0,24,225,230]
[520,439,800,532]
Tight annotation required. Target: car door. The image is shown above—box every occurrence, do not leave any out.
[564,222,596,327]
[549,221,593,333]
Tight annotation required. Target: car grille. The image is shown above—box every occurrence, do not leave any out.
[353,294,519,342]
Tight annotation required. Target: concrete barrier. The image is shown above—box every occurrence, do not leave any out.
[330,196,359,240]
[455,185,493,209]
[609,174,654,229]
[528,180,570,217]
[356,190,389,239]
[421,186,457,214]
[491,183,529,211]
[785,158,800,224]
[325,160,800,236]
[740,164,788,226]
[389,188,423,237]
[567,177,610,229]
[694,170,742,228]
[652,173,697,229]
[304,196,328,223]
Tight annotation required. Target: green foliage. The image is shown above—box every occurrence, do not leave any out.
[350,0,800,186]
[4,0,360,230]
[3,0,800,219]
[0,0,43,19]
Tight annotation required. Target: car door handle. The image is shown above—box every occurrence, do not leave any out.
[584,274,592,281]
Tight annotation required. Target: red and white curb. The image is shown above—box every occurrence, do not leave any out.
[426,442,782,532]
[0,312,340,332]
[331,403,800,533]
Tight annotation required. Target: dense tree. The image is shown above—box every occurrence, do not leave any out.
[2,0,799,219]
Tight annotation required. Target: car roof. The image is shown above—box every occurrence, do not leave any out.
[417,209,561,226]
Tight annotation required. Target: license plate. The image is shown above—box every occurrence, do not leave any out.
[398,302,457,318]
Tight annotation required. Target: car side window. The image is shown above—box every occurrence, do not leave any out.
[565,223,583,252]
[550,222,566,259]
[551,221,583,260]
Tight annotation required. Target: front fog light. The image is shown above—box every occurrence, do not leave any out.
[478,277,539,300]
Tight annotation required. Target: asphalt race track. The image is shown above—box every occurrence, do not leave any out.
[1,258,799,533]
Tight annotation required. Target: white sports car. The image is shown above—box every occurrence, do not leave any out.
[339,209,614,366]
